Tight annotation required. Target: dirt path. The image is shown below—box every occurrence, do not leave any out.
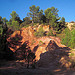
[0,65,75,75]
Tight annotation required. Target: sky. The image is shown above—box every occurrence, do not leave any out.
[0,0,75,22]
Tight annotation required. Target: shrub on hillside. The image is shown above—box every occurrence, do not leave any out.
[39,40,43,46]
[47,30,55,36]
[61,28,75,49]
[34,26,45,37]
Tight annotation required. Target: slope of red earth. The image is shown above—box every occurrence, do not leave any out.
[7,26,71,69]
[7,26,65,59]
[1,26,75,75]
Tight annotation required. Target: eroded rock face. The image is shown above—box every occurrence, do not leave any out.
[37,47,71,68]
[7,27,35,52]
[59,56,71,68]
[66,22,75,30]
[35,40,59,61]
[46,40,59,51]
[35,46,46,61]
[7,26,71,69]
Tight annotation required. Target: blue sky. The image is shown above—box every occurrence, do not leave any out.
[0,0,75,22]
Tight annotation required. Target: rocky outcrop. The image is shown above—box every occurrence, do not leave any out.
[7,26,66,59]
[66,22,75,30]
[37,46,71,68]
[7,26,71,69]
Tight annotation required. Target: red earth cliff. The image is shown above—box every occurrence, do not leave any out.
[7,26,68,61]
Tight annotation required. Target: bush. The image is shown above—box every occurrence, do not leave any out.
[61,28,75,49]
[47,30,54,36]
[39,40,43,46]
[7,21,20,31]
[34,26,45,37]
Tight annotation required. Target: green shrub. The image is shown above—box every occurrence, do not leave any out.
[61,28,75,49]
[47,30,54,36]
[39,40,43,46]
[34,26,45,37]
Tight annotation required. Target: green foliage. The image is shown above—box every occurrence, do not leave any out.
[7,21,20,31]
[70,29,75,48]
[47,30,54,36]
[39,40,43,46]
[12,21,20,30]
[60,17,65,24]
[61,28,71,47]
[10,11,18,21]
[61,28,75,49]
[44,7,59,24]
[15,16,22,24]
[59,17,66,29]
[34,26,45,37]
[0,17,8,35]
[40,15,46,23]
[44,7,63,32]
[28,5,43,24]
[23,17,31,24]
[21,17,31,27]
[6,11,21,31]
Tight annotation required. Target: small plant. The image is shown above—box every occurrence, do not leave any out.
[39,40,43,46]
[61,28,75,49]
[47,29,54,36]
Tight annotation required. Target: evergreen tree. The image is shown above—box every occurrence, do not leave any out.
[7,11,20,31]
[28,5,43,25]
[10,11,18,21]
[44,7,61,31]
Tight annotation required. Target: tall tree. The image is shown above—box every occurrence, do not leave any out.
[0,16,14,60]
[50,7,59,18]
[7,11,20,31]
[44,7,61,31]
[60,17,65,27]
[23,17,31,24]
[44,7,59,24]
[28,5,43,25]
[10,11,18,21]
[37,9,43,23]
[15,16,22,24]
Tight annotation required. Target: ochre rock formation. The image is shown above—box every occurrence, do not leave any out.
[7,26,65,58]
[7,26,72,69]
